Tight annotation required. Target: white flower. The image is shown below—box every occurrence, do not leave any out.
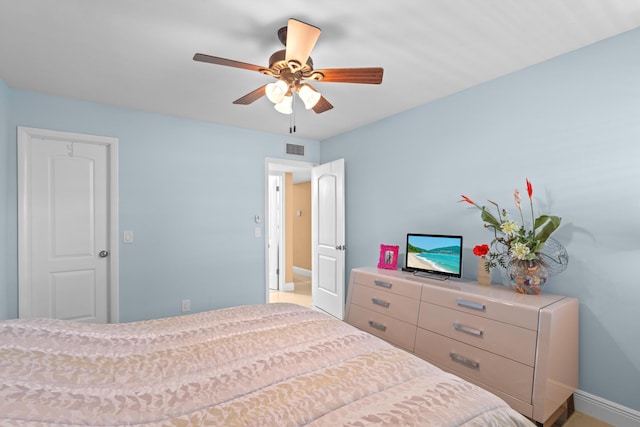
[511,242,531,260]
[500,221,521,237]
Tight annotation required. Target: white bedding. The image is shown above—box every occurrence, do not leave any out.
[0,303,534,426]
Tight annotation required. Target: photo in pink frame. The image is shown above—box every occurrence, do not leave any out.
[377,244,399,270]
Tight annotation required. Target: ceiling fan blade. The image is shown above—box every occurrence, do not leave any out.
[314,68,384,84]
[233,85,267,105]
[285,19,321,67]
[312,96,333,114]
[193,53,264,72]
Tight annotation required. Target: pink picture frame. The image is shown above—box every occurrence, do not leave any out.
[377,244,399,270]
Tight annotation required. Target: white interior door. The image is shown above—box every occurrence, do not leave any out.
[18,127,118,323]
[312,159,345,319]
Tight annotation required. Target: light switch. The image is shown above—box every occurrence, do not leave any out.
[123,230,134,243]
[254,227,261,238]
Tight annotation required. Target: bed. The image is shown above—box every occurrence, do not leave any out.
[0,303,534,426]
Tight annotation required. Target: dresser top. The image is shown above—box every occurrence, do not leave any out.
[352,267,568,310]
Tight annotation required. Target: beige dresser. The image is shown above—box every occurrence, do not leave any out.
[345,267,579,426]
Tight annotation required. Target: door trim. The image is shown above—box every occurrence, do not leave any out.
[17,127,119,323]
[267,172,285,291]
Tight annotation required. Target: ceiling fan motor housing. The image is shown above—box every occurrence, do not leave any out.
[261,50,322,87]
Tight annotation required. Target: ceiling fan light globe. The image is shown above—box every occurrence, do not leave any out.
[298,85,321,109]
[265,80,288,104]
[274,95,293,114]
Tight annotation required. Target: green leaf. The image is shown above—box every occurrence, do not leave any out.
[531,240,545,253]
[480,208,501,228]
[534,215,561,244]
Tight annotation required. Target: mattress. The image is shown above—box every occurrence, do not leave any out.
[0,303,534,426]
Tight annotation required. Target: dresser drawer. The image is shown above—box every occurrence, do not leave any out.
[347,304,417,352]
[415,328,534,403]
[421,285,540,330]
[352,283,420,325]
[418,302,537,365]
[353,270,422,299]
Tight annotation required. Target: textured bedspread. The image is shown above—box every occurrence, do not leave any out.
[0,303,534,426]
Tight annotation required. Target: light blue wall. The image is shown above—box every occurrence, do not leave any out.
[2,89,320,322]
[321,28,640,411]
[0,79,8,320]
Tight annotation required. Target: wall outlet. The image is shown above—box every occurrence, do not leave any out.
[181,299,190,312]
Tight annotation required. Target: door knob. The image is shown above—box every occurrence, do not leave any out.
[99,250,109,258]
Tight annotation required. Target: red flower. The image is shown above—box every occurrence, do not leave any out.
[460,195,475,205]
[473,244,490,257]
[526,179,533,199]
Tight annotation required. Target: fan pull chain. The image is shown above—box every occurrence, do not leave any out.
[289,95,297,133]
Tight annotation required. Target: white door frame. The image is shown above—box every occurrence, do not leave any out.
[267,173,285,291]
[17,127,119,323]
[264,157,316,301]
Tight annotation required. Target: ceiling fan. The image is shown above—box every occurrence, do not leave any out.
[194,18,384,115]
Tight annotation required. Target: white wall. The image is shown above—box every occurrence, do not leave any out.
[321,28,640,413]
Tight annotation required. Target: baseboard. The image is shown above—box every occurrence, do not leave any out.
[574,389,640,427]
[293,266,311,276]
[281,282,294,292]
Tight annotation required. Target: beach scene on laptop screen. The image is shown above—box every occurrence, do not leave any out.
[405,233,463,278]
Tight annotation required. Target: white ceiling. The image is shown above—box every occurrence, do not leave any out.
[1,1,639,141]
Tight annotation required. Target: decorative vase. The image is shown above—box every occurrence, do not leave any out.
[507,257,548,295]
[477,256,491,285]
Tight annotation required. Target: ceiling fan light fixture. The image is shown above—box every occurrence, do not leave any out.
[298,84,321,109]
[274,94,293,114]
[265,80,288,104]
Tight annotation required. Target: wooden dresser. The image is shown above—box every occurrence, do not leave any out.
[345,267,579,426]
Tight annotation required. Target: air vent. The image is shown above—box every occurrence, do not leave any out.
[285,143,305,156]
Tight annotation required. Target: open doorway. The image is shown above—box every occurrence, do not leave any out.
[265,158,315,307]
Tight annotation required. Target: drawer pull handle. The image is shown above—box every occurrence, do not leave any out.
[368,320,387,332]
[453,322,483,337]
[374,280,392,289]
[449,352,480,369]
[456,299,486,312]
[371,298,390,308]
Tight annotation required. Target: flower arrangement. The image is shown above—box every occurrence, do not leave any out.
[460,179,561,272]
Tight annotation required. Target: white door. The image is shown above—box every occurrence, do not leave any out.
[312,159,345,319]
[18,127,118,323]
[267,174,283,290]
